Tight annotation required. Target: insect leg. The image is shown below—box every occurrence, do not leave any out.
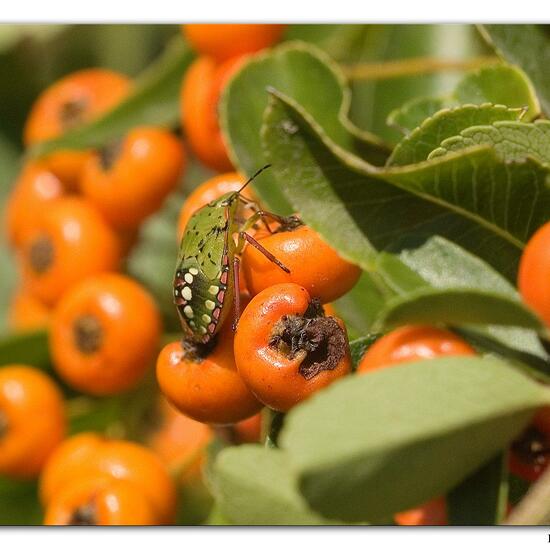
[239,231,291,273]
[232,256,241,331]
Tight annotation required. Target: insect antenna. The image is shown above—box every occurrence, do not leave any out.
[237,164,272,194]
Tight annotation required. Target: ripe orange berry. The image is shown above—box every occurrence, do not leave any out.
[518,221,550,326]
[234,283,352,412]
[40,434,176,524]
[50,273,161,395]
[44,477,157,525]
[183,24,286,61]
[147,397,212,480]
[8,289,51,332]
[394,497,448,526]
[24,69,131,186]
[357,325,476,374]
[181,55,245,171]
[0,366,66,478]
[242,223,361,303]
[177,172,255,241]
[81,127,186,229]
[40,432,104,505]
[157,322,263,425]
[5,162,65,248]
[18,197,120,306]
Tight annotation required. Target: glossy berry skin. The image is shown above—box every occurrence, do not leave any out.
[50,273,161,395]
[8,289,51,332]
[183,24,286,61]
[81,127,186,229]
[234,283,352,412]
[44,477,157,525]
[24,69,131,185]
[181,55,244,171]
[394,497,447,526]
[18,197,120,306]
[40,434,176,524]
[518,221,550,327]
[157,321,263,425]
[5,162,65,248]
[177,172,255,241]
[0,366,66,478]
[242,224,361,303]
[357,325,476,373]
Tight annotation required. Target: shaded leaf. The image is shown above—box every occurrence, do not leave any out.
[280,356,548,522]
[262,91,527,281]
[388,64,539,134]
[349,335,382,369]
[0,477,41,525]
[447,453,508,525]
[211,445,334,525]
[220,41,389,213]
[481,25,550,116]
[0,330,50,370]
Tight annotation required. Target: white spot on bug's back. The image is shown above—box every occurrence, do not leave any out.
[202,314,211,323]
[205,300,215,310]
[199,326,207,334]
[189,268,199,275]
[184,273,194,284]
[184,306,194,319]
[182,287,192,301]
[208,285,219,295]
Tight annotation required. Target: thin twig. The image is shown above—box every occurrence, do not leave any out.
[343,56,500,81]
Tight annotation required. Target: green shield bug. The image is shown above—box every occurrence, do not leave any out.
[174,165,297,344]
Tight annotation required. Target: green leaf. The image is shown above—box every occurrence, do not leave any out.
[388,64,539,134]
[447,453,508,525]
[375,234,547,359]
[480,25,550,116]
[28,38,194,158]
[0,330,50,370]
[377,287,542,331]
[280,356,548,522]
[0,477,42,525]
[262,91,531,281]
[211,445,335,525]
[387,97,447,135]
[220,41,389,213]
[388,104,523,166]
[430,120,550,165]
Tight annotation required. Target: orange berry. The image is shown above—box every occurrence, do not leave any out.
[157,323,263,425]
[8,289,51,332]
[181,55,245,171]
[183,24,285,62]
[44,477,158,525]
[24,69,131,186]
[234,283,352,412]
[357,325,476,374]
[395,497,447,526]
[50,273,161,395]
[518,221,550,326]
[81,127,186,229]
[242,223,361,303]
[5,161,65,248]
[18,197,120,306]
[0,366,66,478]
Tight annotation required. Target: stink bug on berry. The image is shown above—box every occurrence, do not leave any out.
[174,166,297,344]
